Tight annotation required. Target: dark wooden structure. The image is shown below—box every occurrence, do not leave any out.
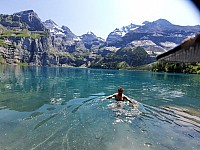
[157,33,200,63]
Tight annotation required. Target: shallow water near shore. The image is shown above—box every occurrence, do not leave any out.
[0,65,200,150]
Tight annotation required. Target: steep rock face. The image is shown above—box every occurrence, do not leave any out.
[0,10,55,65]
[0,36,53,65]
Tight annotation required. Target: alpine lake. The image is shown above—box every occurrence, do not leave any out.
[0,65,199,150]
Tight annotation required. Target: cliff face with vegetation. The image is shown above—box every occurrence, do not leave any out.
[0,10,199,69]
[0,10,105,67]
[0,10,53,65]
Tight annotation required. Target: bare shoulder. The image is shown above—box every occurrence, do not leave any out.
[123,94,130,100]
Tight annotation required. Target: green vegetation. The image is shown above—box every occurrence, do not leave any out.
[90,47,152,69]
[0,56,6,64]
[17,62,28,66]
[30,31,48,39]
[0,29,47,39]
[0,28,48,50]
[117,61,130,69]
[0,39,16,49]
[150,61,200,74]
[0,29,14,37]
[0,14,13,22]
[15,29,30,38]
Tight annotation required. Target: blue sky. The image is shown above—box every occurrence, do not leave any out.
[0,0,199,39]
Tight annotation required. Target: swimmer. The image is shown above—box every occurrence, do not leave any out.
[103,87,138,109]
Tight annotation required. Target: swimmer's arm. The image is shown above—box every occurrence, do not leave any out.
[102,94,116,100]
[124,95,138,108]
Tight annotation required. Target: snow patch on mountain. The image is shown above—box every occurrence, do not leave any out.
[106,23,140,44]
[160,42,177,50]
[44,19,64,35]
[128,40,167,56]
[131,40,156,47]
[114,24,140,36]
[44,19,80,42]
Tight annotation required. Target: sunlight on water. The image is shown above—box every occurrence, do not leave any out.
[107,101,141,124]
[0,65,200,150]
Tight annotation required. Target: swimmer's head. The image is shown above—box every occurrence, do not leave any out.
[118,87,124,94]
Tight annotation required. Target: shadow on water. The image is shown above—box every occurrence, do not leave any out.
[33,113,58,130]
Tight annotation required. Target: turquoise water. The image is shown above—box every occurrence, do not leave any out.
[0,65,200,150]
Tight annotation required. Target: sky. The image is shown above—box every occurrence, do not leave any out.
[0,0,199,39]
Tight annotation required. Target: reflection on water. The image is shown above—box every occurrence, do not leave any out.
[0,65,200,150]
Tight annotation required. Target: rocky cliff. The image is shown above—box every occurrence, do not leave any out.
[0,10,82,66]
[0,10,54,65]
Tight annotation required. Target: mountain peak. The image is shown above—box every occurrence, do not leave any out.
[142,21,150,25]
[13,9,45,31]
[86,31,95,35]
[44,19,58,26]
[153,19,172,26]
[43,20,77,39]
[80,32,98,43]
[14,10,36,16]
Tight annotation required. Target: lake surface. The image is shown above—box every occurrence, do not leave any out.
[0,65,199,150]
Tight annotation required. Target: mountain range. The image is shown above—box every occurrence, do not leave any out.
[0,10,199,69]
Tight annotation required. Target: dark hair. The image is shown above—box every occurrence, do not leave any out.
[118,87,124,93]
